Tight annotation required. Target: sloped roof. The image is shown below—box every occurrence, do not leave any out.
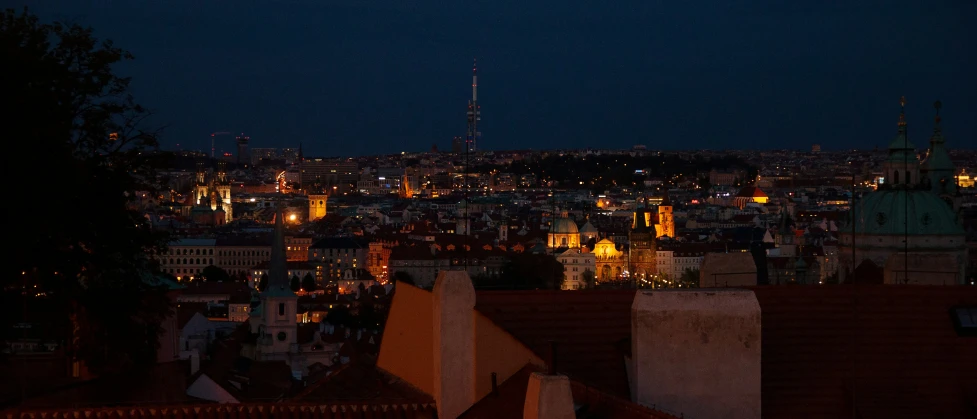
[459,364,679,419]
[474,290,636,399]
[6,404,437,419]
[751,285,977,419]
[293,355,433,405]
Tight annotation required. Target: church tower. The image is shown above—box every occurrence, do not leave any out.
[256,197,298,360]
[881,97,920,188]
[775,210,796,257]
[309,194,328,222]
[656,191,675,239]
[215,161,232,223]
[630,205,656,281]
[920,101,961,212]
[193,161,209,205]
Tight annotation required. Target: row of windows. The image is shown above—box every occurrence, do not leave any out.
[170,248,213,256]
[169,248,269,257]
[167,258,214,265]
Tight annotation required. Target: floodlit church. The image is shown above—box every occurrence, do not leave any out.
[838,99,966,285]
[192,161,233,223]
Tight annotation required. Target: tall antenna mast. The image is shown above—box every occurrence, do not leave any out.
[464,59,478,270]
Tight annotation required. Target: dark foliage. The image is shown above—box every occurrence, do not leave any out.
[3,7,171,374]
[289,275,301,292]
[324,305,351,326]
[477,253,564,290]
[301,273,316,292]
[200,265,231,282]
[257,273,269,291]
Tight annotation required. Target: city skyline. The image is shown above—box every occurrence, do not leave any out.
[19,1,977,156]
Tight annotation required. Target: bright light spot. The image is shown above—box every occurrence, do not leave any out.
[289,214,297,221]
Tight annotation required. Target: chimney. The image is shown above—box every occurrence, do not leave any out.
[523,372,575,419]
[631,289,761,419]
[189,350,200,375]
[432,270,476,419]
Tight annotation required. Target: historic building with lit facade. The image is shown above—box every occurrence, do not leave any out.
[838,100,967,285]
[548,210,581,250]
[192,161,233,223]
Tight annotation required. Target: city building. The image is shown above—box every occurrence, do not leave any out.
[308,193,328,221]
[300,158,358,192]
[838,100,967,285]
[557,248,596,290]
[192,161,233,223]
[630,206,657,280]
[159,238,217,280]
[235,134,249,166]
[547,210,580,250]
[285,234,313,261]
[215,237,272,277]
[309,237,369,284]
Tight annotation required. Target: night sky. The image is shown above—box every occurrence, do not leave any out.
[16,0,977,156]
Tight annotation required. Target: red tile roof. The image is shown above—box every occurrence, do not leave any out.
[459,364,679,419]
[750,285,977,419]
[474,290,637,399]
[5,404,437,419]
[293,355,434,405]
[11,361,193,409]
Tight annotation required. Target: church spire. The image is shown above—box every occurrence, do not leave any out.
[266,195,293,294]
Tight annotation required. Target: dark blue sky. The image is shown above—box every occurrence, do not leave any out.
[16,0,977,156]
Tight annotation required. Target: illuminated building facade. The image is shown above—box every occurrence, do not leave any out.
[548,211,580,250]
[593,238,627,281]
[192,161,233,223]
[656,192,675,239]
[630,206,657,280]
[308,194,328,221]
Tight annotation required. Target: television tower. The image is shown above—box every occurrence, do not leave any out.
[466,59,481,152]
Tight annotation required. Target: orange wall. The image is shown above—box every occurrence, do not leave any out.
[474,312,543,399]
[378,283,544,402]
[377,283,435,395]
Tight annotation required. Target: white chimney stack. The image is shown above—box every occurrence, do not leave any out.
[523,372,575,419]
[189,350,200,376]
[631,289,761,419]
[432,270,476,419]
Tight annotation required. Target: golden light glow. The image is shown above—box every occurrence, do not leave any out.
[289,214,297,221]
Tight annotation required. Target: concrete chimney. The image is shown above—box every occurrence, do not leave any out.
[432,269,476,419]
[189,350,200,376]
[631,289,761,419]
[523,372,575,419]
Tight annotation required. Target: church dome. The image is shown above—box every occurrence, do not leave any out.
[847,189,962,236]
[551,217,579,234]
[579,221,599,233]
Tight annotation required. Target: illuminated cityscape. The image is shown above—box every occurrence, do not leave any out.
[4,3,977,419]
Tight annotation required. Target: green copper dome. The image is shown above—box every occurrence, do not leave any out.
[846,189,962,236]
[551,217,579,234]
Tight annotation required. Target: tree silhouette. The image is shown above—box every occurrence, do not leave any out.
[257,273,269,291]
[324,304,351,327]
[581,269,596,289]
[679,268,700,288]
[301,273,316,292]
[200,265,231,282]
[502,253,565,290]
[4,8,170,375]
[290,275,301,292]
